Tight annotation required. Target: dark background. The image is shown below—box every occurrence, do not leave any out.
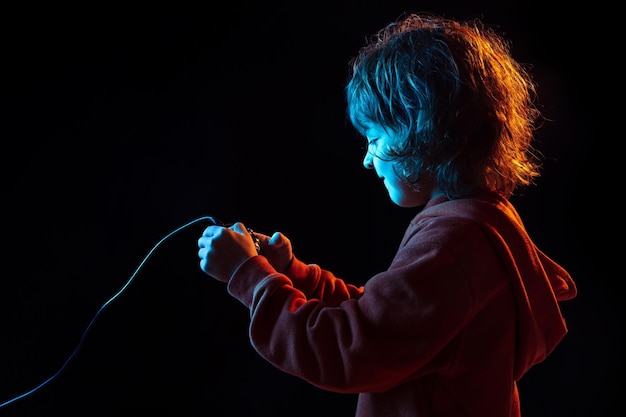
[2,1,618,416]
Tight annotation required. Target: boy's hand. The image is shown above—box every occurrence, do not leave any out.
[255,230,294,273]
[198,222,259,283]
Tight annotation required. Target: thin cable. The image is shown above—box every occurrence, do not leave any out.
[0,215,217,409]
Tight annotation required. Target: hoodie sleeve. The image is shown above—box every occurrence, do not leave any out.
[225,223,490,393]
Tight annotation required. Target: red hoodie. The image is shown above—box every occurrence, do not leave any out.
[227,190,577,416]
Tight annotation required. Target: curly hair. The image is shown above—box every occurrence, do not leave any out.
[346,13,542,199]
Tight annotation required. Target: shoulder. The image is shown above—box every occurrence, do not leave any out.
[402,212,488,254]
[399,190,512,256]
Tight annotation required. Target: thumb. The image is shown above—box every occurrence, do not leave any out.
[266,231,293,273]
[268,231,287,248]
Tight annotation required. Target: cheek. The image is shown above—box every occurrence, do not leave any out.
[388,179,427,207]
[378,162,429,207]
[373,158,396,177]
[386,174,413,196]
[377,162,407,191]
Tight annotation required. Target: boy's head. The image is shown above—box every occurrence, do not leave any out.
[346,13,542,200]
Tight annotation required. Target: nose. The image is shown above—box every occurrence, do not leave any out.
[363,150,374,170]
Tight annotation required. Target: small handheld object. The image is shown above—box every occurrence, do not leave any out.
[207,216,262,255]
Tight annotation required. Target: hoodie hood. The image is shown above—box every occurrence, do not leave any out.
[422,190,577,379]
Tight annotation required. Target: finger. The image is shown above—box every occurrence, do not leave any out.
[198,248,209,273]
[230,222,248,235]
[199,257,209,274]
[198,234,217,248]
[269,232,286,248]
[202,224,223,237]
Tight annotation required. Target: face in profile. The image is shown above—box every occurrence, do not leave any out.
[361,123,440,207]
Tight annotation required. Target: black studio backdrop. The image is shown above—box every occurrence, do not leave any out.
[2,1,617,416]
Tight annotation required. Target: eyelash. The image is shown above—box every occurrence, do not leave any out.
[361,137,379,151]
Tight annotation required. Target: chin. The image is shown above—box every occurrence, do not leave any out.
[392,193,429,208]
[391,197,418,208]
